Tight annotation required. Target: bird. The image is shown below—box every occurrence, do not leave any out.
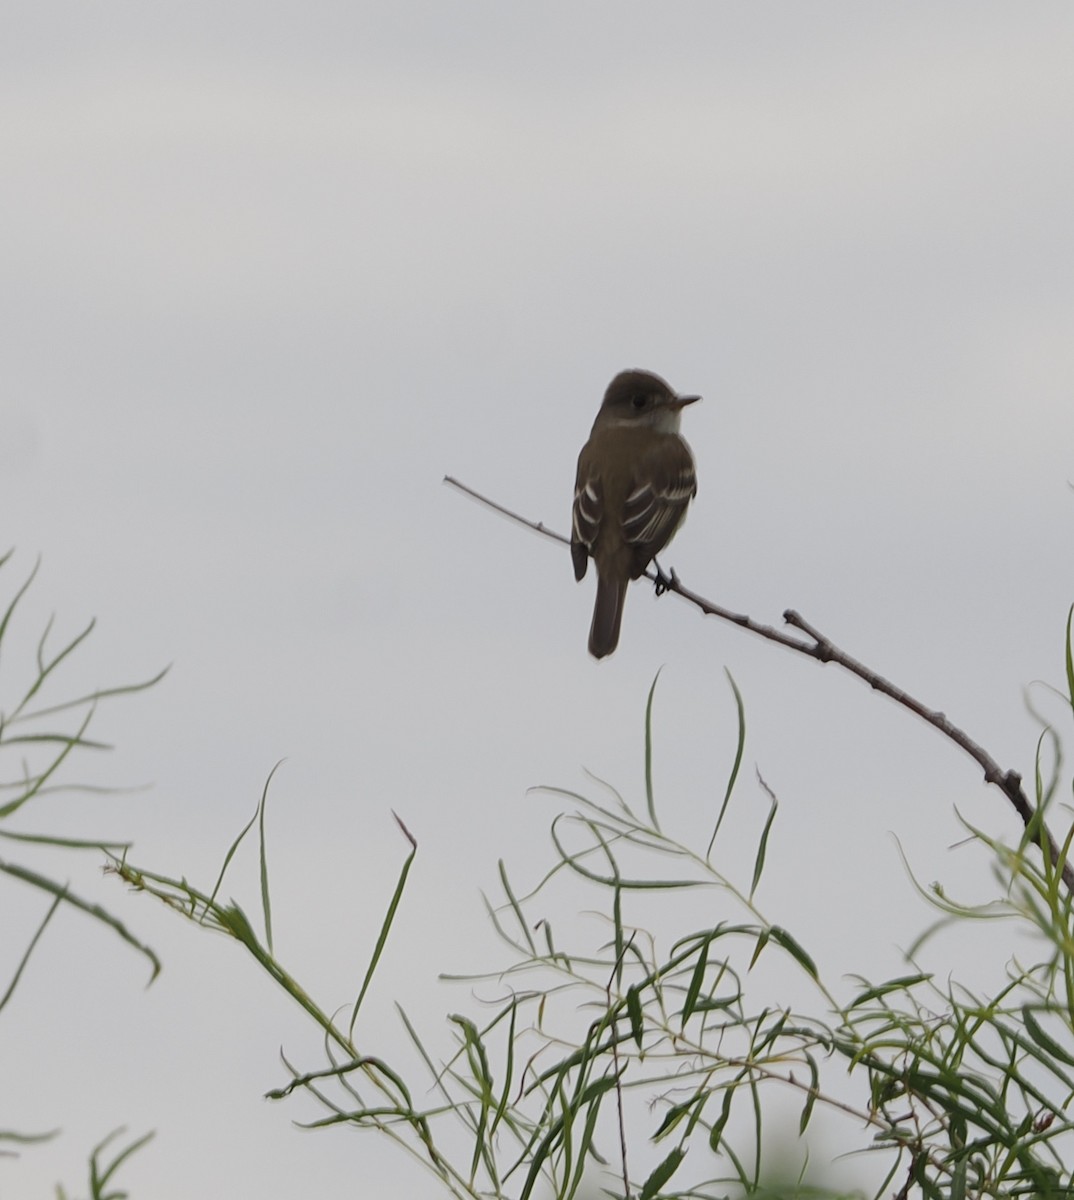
[571,369,699,659]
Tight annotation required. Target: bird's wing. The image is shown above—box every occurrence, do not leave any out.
[621,441,697,577]
[571,461,602,581]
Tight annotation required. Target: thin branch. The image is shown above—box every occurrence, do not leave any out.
[444,476,571,548]
[443,476,1074,894]
[444,476,809,654]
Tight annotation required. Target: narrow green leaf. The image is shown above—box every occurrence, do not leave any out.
[640,1145,686,1200]
[0,891,64,1015]
[798,1053,819,1135]
[612,883,625,986]
[1022,1006,1074,1067]
[548,817,697,890]
[0,556,39,650]
[748,1072,762,1187]
[349,814,417,1039]
[847,973,932,1008]
[708,1086,736,1152]
[688,993,742,1013]
[0,829,132,852]
[451,1015,492,1183]
[489,998,517,1140]
[653,1096,697,1141]
[681,945,709,1028]
[258,760,285,956]
[576,1070,620,1108]
[1066,604,1074,725]
[708,669,745,859]
[498,860,537,954]
[204,802,260,921]
[512,1099,560,1196]
[749,784,778,899]
[0,704,95,819]
[0,1128,60,1145]
[10,664,170,725]
[767,926,818,979]
[749,928,771,970]
[18,617,96,717]
[914,1149,944,1200]
[0,856,160,982]
[570,1077,615,1196]
[90,1127,155,1192]
[626,984,644,1051]
[644,669,663,831]
[752,1009,788,1057]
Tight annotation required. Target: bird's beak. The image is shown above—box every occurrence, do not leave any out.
[670,393,701,410]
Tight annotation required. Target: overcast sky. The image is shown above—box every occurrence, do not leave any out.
[3,4,1074,1197]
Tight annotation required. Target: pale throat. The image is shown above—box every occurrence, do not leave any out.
[601,408,683,434]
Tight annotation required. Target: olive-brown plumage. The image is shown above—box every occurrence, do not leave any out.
[571,369,699,658]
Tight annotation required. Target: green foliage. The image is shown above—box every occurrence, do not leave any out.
[0,553,164,1182]
[11,543,1072,1200]
[0,552,165,983]
[111,612,1074,1199]
[54,1127,155,1200]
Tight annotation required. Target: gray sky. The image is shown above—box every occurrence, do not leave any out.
[3,3,1074,1196]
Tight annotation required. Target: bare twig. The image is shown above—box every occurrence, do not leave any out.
[444,476,571,548]
[443,476,1074,894]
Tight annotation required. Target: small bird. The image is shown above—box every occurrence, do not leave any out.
[571,369,700,659]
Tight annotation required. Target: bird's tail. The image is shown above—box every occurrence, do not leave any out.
[588,573,627,659]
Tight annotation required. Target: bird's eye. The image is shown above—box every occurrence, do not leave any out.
[631,394,647,409]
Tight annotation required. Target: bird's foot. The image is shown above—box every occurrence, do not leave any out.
[653,560,678,596]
